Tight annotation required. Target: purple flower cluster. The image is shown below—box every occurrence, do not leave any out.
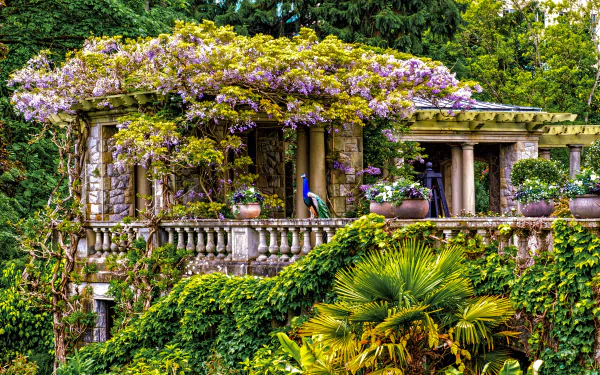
[357,166,382,176]
[10,21,476,130]
[333,160,352,174]
[381,129,397,142]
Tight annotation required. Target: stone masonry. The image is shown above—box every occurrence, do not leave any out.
[500,141,538,212]
[86,112,135,221]
[328,123,363,215]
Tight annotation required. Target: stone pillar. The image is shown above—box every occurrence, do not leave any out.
[296,126,310,219]
[568,144,583,178]
[462,143,476,214]
[539,148,551,160]
[309,126,327,203]
[451,145,463,215]
[135,166,151,217]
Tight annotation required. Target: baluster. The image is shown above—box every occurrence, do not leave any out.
[516,229,531,268]
[538,229,550,253]
[167,228,175,245]
[185,228,195,252]
[324,227,335,243]
[176,228,185,250]
[124,228,135,256]
[225,227,232,261]
[279,228,290,262]
[216,227,226,259]
[102,228,110,257]
[268,227,279,261]
[205,228,216,260]
[110,230,118,255]
[442,229,455,241]
[476,229,490,246]
[93,228,102,257]
[301,227,312,256]
[313,227,324,247]
[256,227,268,261]
[195,228,206,259]
[290,227,301,262]
[498,229,511,255]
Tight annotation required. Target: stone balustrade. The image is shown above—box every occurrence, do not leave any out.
[82,217,600,276]
[160,219,354,263]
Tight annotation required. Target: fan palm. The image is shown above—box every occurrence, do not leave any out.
[299,240,516,374]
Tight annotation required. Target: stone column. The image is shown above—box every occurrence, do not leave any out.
[462,143,476,214]
[309,126,327,203]
[451,145,463,215]
[135,166,152,217]
[539,148,551,160]
[296,126,310,218]
[568,144,583,178]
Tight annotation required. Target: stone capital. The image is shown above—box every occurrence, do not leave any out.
[308,126,325,133]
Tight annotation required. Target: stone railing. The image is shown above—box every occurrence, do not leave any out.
[160,219,354,263]
[83,217,600,276]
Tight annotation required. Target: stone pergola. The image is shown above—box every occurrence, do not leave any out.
[49,93,600,219]
[399,100,599,214]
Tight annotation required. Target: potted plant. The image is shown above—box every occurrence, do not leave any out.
[563,169,600,218]
[364,179,431,219]
[514,178,559,217]
[364,182,395,218]
[228,186,264,219]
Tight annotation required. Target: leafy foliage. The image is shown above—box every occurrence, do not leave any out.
[510,158,565,187]
[0,262,53,373]
[80,214,389,374]
[298,241,515,374]
[511,220,600,375]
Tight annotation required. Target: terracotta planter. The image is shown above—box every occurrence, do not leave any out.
[232,203,261,219]
[369,201,395,218]
[519,200,554,217]
[392,199,429,219]
[570,195,600,218]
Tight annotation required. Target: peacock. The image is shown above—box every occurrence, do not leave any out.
[301,174,331,218]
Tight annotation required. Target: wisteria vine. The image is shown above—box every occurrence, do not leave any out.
[10,20,479,130]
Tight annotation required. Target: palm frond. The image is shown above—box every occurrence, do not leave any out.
[375,304,430,332]
[349,301,391,323]
[454,296,514,348]
[300,314,358,362]
[314,302,354,319]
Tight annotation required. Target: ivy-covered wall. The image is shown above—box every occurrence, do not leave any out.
[78,216,600,374]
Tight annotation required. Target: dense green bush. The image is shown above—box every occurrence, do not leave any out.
[0,262,53,374]
[81,214,389,374]
[510,158,566,187]
[583,139,600,171]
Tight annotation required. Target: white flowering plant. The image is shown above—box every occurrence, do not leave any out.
[364,179,431,205]
[514,178,560,204]
[562,168,600,198]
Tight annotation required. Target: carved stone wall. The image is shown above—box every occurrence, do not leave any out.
[256,128,286,216]
[328,124,363,215]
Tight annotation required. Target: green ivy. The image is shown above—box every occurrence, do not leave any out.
[511,220,600,375]
[81,214,389,374]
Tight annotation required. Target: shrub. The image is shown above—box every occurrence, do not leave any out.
[0,355,38,375]
[510,158,565,187]
[583,138,600,171]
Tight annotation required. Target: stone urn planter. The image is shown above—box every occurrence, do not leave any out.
[519,200,554,217]
[569,195,600,218]
[392,199,429,219]
[369,201,395,218]
[232,203,261,219]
